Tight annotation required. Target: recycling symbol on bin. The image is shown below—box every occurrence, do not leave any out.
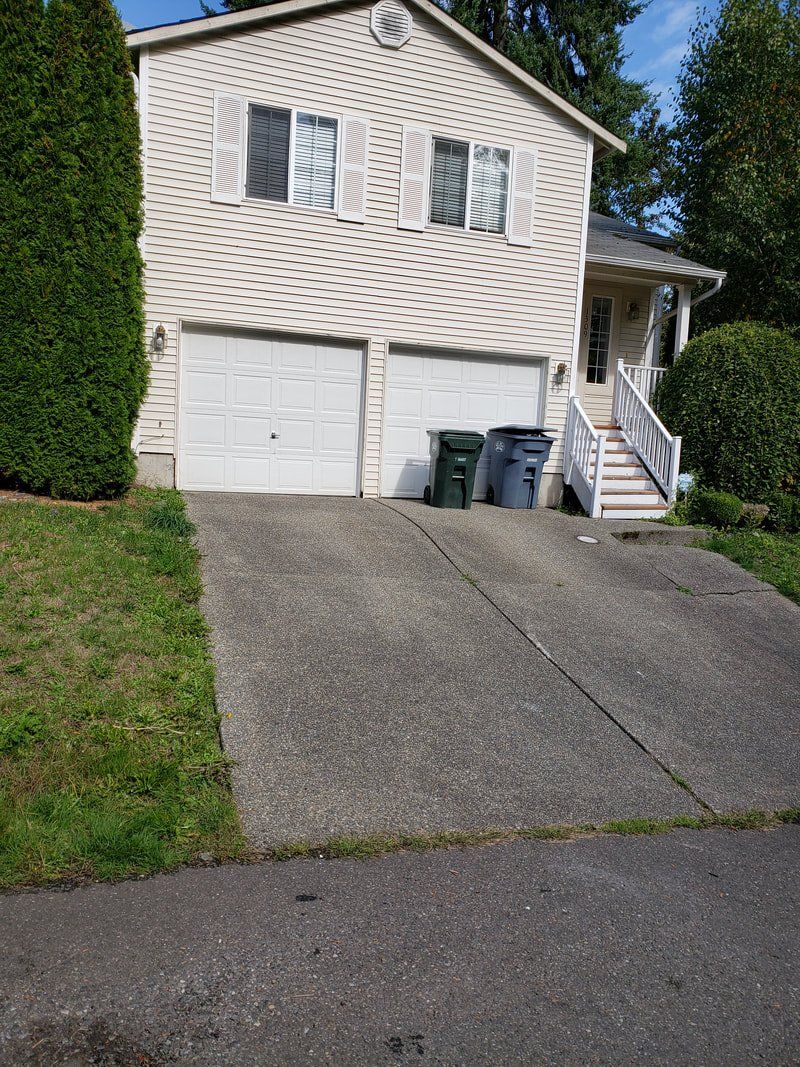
[495,440,505,452]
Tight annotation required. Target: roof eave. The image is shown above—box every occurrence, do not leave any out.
[586,253,727,282]
[126,0,627,156]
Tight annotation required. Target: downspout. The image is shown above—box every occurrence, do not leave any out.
[644,276,724,347]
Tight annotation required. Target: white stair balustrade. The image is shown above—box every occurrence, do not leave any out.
[564,395,606,518]
[613,359,681,503]
[623,363,666,403]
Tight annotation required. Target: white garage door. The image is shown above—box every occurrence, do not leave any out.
[381,347,544,499]
[179,326,364,494]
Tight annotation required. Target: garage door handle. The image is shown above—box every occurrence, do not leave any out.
[270,432,279,439]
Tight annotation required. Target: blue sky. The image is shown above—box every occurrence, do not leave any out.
[119,0,720,123]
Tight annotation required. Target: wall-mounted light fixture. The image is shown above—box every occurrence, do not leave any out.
[152,323,167,353]
[554,362,567,384]
[626,302,640,322]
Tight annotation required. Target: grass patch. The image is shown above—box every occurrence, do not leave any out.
[264,809,799,863]
[703,529,800,604]
[0,489,245,888]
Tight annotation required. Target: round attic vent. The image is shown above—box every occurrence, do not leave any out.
[371,0,413,48]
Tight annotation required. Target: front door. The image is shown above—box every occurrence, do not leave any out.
[577,287,621,426]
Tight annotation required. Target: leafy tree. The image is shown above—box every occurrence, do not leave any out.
[0,0,148,500]
[202,0,672,225]
[672,0,800,329]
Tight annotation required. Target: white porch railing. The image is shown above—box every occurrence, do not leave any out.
[623,363,666,403]
[613,359,681,503]
[564,395,606,518]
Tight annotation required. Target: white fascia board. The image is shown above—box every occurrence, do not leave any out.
[586,253,727,282]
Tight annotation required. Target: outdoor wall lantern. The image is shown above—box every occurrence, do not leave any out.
[152,323,167,353]
[554,362,567,383]
[627,302,640,321]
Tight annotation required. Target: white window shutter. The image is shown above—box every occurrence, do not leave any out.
[211,92,245,205]
[398,126,430,231]
[507,147,537,247]
[338,115,370,223]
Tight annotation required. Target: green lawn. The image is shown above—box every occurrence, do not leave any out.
[0,489,245,888]
[703,529,800,604]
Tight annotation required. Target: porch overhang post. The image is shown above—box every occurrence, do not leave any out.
[673,283,691,359]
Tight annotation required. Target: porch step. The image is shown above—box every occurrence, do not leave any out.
[601,502,669,519]
[601,476,654,491]
[600,489,664,506]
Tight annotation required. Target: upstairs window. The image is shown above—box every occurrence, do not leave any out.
[429,136,510,235]
[246,104,339,211]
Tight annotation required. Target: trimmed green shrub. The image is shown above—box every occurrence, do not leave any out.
[688,489,743,528]
[766,492,800,534]
[0,0,147,500]
[655,323,800,503]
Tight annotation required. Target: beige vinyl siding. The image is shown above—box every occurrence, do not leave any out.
[138,0,590,492]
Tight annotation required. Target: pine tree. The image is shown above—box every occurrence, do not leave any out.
[672,0,800,329]
[446,0,671,225]
[0,0,147,500]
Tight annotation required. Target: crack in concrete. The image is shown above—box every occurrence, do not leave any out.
[380,500,715,816]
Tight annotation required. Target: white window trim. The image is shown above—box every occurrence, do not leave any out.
[585,293,616,386]
[428,134,513,238]
[243,101,342,215]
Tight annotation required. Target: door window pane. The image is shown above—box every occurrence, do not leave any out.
[587,296,613,384]
[293,112,338,210]
[469,145,510,234]
[429,138,468,227]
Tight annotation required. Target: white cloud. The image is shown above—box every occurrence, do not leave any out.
[662,0,698,37]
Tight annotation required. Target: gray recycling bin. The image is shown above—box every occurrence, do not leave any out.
[485,426,555,509]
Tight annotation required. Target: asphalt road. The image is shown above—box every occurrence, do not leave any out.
[2,826,798,1065]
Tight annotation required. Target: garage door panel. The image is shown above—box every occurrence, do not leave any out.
[382,347,543,500]
[322,380,360,414]
[230,455,272,492]
[232,335,272,366]
[277,341,316,371]
[428,390,462,419]
[321,422,359,453]
[387,386,423,418]
[184,413,226,447]
[182,453,226,489]
[276,419,315,451]
[321,344,362,376]
[184,370,226,406]
[180,326,363,494]
[320,459,359,493]
[465,392,499,422]
[231,415,270,449]
[232,375,271,408]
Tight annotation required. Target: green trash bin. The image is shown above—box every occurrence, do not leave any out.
[423,429,486,509]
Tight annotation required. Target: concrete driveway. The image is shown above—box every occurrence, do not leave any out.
[187,495,800,848]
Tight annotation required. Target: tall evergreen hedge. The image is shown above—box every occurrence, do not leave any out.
[0,0,147,500]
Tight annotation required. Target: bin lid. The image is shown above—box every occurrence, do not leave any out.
[427,429,486,442]
[487,425,556,440]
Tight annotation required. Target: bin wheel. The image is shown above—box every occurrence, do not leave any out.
[486,485,494,505]
[423,484,431,504]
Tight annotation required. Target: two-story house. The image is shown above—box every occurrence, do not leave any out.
[127,0,724,518]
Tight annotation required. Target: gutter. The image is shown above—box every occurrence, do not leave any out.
[644,277,725,345]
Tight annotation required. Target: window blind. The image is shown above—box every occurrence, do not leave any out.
[469,145,510,234]
[293,112,338,210]
[246,105,290,202]
[429,138,468,227]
